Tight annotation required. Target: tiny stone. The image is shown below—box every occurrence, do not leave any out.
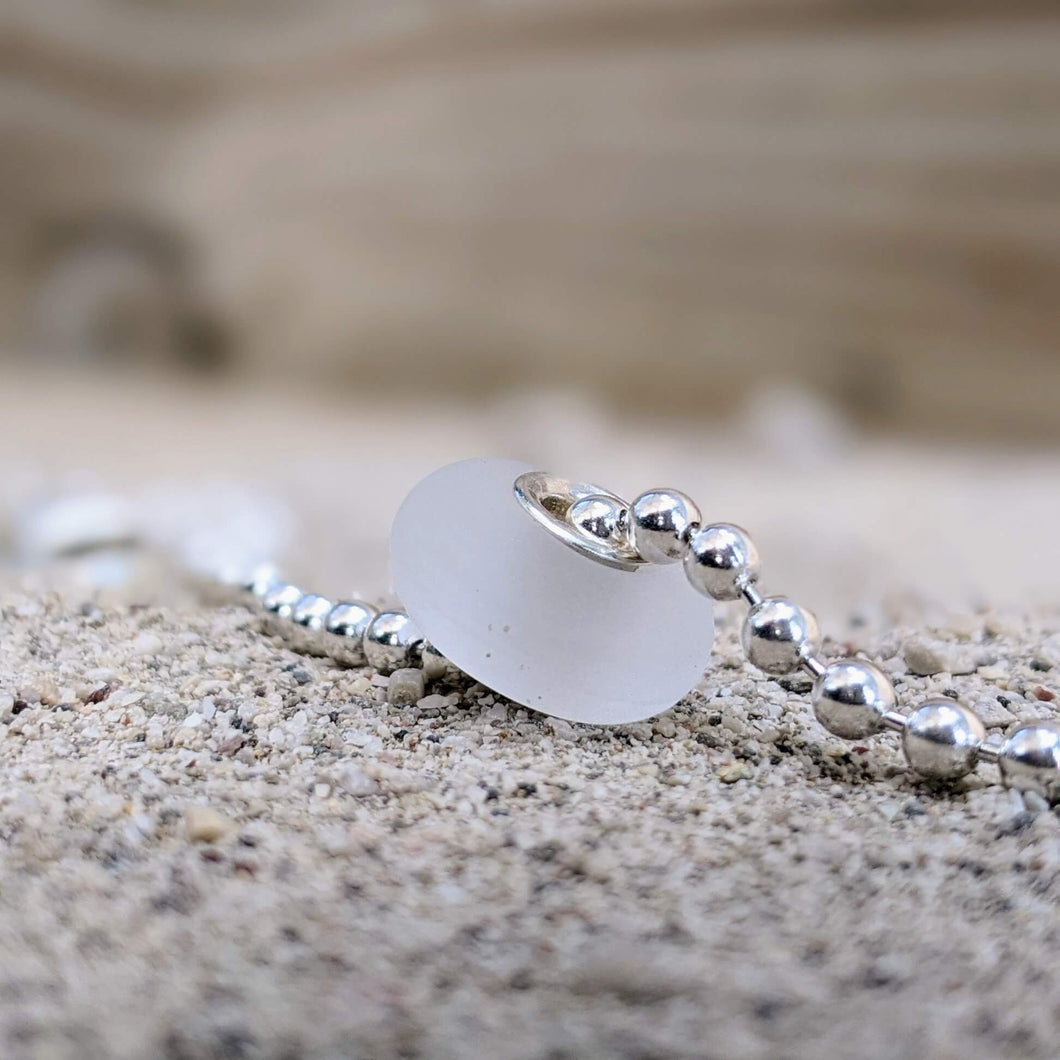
[185,806,230,843]
[976,665,1007,682]
[132,632,164,656]
[337,765,378,797]
[972,697,1016,729]
[718,762,752,783]
[902,637,977,676]
[388,668,426,705]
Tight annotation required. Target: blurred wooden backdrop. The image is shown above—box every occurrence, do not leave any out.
[3,0,1059,438]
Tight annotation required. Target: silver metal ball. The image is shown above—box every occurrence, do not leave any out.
[324,601,377,667]
[812,659,896,739]
[261,582,303,618]
[289,593,334,655]
[627,489,701,564]
[741,596,821,675]
[683,523,760,600]
[568,495,628,551]
[998,722,1060,804]
[902,700,986,780]
[243,562,281,600]
[363,610,423,673]
[260,582,306,637]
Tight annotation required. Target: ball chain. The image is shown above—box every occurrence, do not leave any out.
[217,490,1058,806]
[224,563,446,680]
[618,487,1059,805]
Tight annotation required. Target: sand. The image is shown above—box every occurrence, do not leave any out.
[0,581,1056,1059]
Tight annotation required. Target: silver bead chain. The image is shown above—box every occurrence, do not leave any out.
[212,562,448,682]
[616,487,1059,805]
[7,485,1058,804]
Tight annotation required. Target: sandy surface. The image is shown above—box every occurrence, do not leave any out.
[0,372,1058,1058]
[0,586,1057,1059]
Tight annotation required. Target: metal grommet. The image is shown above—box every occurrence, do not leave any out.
[513,471,645,572]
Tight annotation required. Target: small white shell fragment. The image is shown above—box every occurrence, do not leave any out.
[390,458,713,724]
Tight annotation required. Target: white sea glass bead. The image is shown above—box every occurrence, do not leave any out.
[390,458,714,724]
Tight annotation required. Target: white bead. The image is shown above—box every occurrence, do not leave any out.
[390,458,714,723]
[684,523,760,600]
[627,489,701,564]
[812,659,896,739]
[902,700,985,779]
[741,596,821,675]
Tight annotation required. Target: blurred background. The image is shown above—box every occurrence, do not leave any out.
[1,0,1058,622]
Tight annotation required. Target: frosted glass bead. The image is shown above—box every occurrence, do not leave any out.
[390,458,714,724]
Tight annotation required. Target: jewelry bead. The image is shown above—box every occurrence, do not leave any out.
[242,562,280,600]
[261,583,303,619]
[812,659,896,739]
[998,722,1060,804]
[568,495,628,551]
[902,700,986,779]
[683,523,760,600]
[289,593,334,655]
[363,610,423,673]
[627,489,701,564]
[324,601,377,666]
[741,597,821,675]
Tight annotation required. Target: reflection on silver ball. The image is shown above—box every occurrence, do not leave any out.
[363,610,423,673]
[684,523,760,600]
[262,582,303,618]
[243,562,280,600]
[741,597,821,675]
[998,722,1060,804]
[902,700,985,779]
[324,601,377,667]
[289,593,333,655]
[568,495,627,550]
[812,659,896,739]
[292,593,333,630]
[260,582,305,637]
[627,489,701,564]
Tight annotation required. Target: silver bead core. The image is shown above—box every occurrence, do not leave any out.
[363,610,423,673]
[812,659,896,739]
[741,596,822,675]
[684,523,760,601]
[998,722,1060,804]
[627,489,701,564]
[902,700,986,779]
